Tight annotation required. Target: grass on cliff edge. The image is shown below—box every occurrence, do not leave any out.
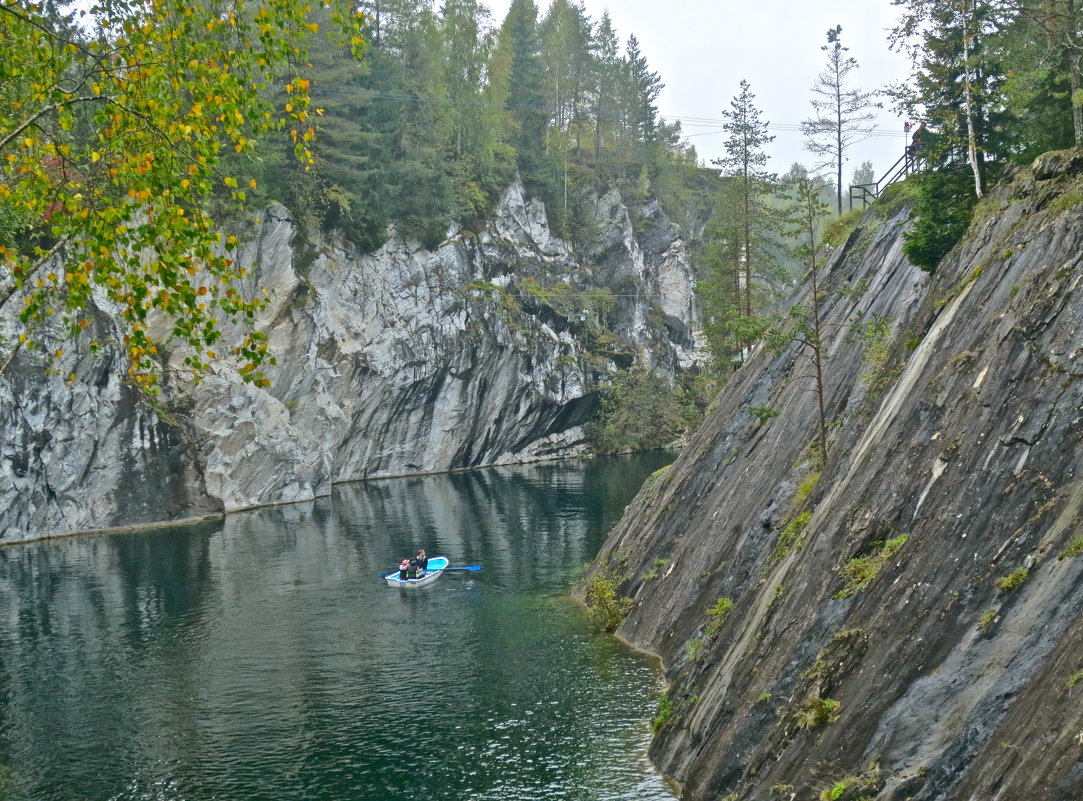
[835,535,909,599]
[584,574,633,632]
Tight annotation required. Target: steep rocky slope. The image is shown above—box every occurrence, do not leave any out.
[579,152,1083,800]
[0,180,705,542]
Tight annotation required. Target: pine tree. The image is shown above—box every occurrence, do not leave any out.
[889,0,1005,197]
[540,0,595,158]
[699,178,748,370]
[441,0,488,159]
[787,178,833,464]
[801,26,878,215]
[713,81,784,325]
[267,17,392,251]
[624,34,664,163]
[592,12,621,162]
[494,0,548,183]
[991,1,1082,154]
[567,3,597,159]
[439,0,512,217]
[851,160,876,187]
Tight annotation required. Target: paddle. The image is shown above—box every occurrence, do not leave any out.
[379,564,481,578]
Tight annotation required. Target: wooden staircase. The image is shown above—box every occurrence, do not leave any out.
[849,149,923,209]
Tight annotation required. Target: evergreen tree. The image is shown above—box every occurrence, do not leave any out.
[266,21,392,251]
[385,3,459,244]
[567,3,598,158]
[319,1,457,247]
[801,25,879,215]
[494,0,548,184]
[592,12,621,162]
[775,163,834,276]
[624,35,664,163]
[441,0,489,160]
[712,81,785,326]
[440,0,512,217]
[851,160,876,187]
[991,1,1081,156]
[540,0,595,158]
[699,178,748,370]
[889,0,1005,197]
[786,178,833,464]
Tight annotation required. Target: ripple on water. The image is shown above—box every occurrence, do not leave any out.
[0,454,676,801]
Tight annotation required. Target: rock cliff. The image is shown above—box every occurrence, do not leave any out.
[579,153,1083,800]
[0,179,705,542]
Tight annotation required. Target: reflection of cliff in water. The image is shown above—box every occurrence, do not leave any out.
[333,452,676,588]
[0,452,674,801]
[0,452,675,645]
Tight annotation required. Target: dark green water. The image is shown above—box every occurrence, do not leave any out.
[0,454,676,801]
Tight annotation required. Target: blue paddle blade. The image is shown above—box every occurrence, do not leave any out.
[381,564,480,577]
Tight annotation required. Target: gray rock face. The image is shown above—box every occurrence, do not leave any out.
[578,156,1083,800]
[0,179,705,542]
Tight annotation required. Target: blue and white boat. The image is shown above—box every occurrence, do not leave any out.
[383,556,450,588]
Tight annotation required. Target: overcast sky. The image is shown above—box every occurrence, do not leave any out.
[485,0,915,184]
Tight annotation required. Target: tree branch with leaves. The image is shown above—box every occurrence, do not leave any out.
[0,0,365,387]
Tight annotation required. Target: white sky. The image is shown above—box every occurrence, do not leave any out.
[485,0,915,184]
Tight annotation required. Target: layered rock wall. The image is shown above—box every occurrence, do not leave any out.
[580,154,1083,800]
[0,180,705,542]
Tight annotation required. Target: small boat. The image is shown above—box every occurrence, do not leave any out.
[383,556,450,588]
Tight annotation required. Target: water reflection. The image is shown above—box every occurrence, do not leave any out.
[0,454,675,801]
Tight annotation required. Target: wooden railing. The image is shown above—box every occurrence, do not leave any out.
[849,149,925,210]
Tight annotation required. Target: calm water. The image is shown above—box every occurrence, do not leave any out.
[0,454,676,801]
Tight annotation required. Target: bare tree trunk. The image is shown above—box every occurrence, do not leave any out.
[807,220,828,463]
[960,0,984,197]
[1070,53,1083,146]
[835,63,844,216]
[731,239,742,364]
[1068,0,1083,146]
[743,197,752,321]
[594,100,602,158]
[732,241,742,325]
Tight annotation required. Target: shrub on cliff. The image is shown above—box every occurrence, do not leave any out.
[584,575,633,632]
[588,366,699,453]
[902,167,978,272]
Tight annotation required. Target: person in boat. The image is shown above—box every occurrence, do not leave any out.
[413,549,429,575]
[398,559,412,580]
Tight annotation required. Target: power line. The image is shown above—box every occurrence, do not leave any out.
[668,117,907,139]
[308,86,908,138]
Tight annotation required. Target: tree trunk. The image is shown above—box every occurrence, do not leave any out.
[1068,0,1083,146]
[809,241,828,464]
[743,188,752,321]
[594,100,602,158]
[835,62,844,216]
[960,0,984,198]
